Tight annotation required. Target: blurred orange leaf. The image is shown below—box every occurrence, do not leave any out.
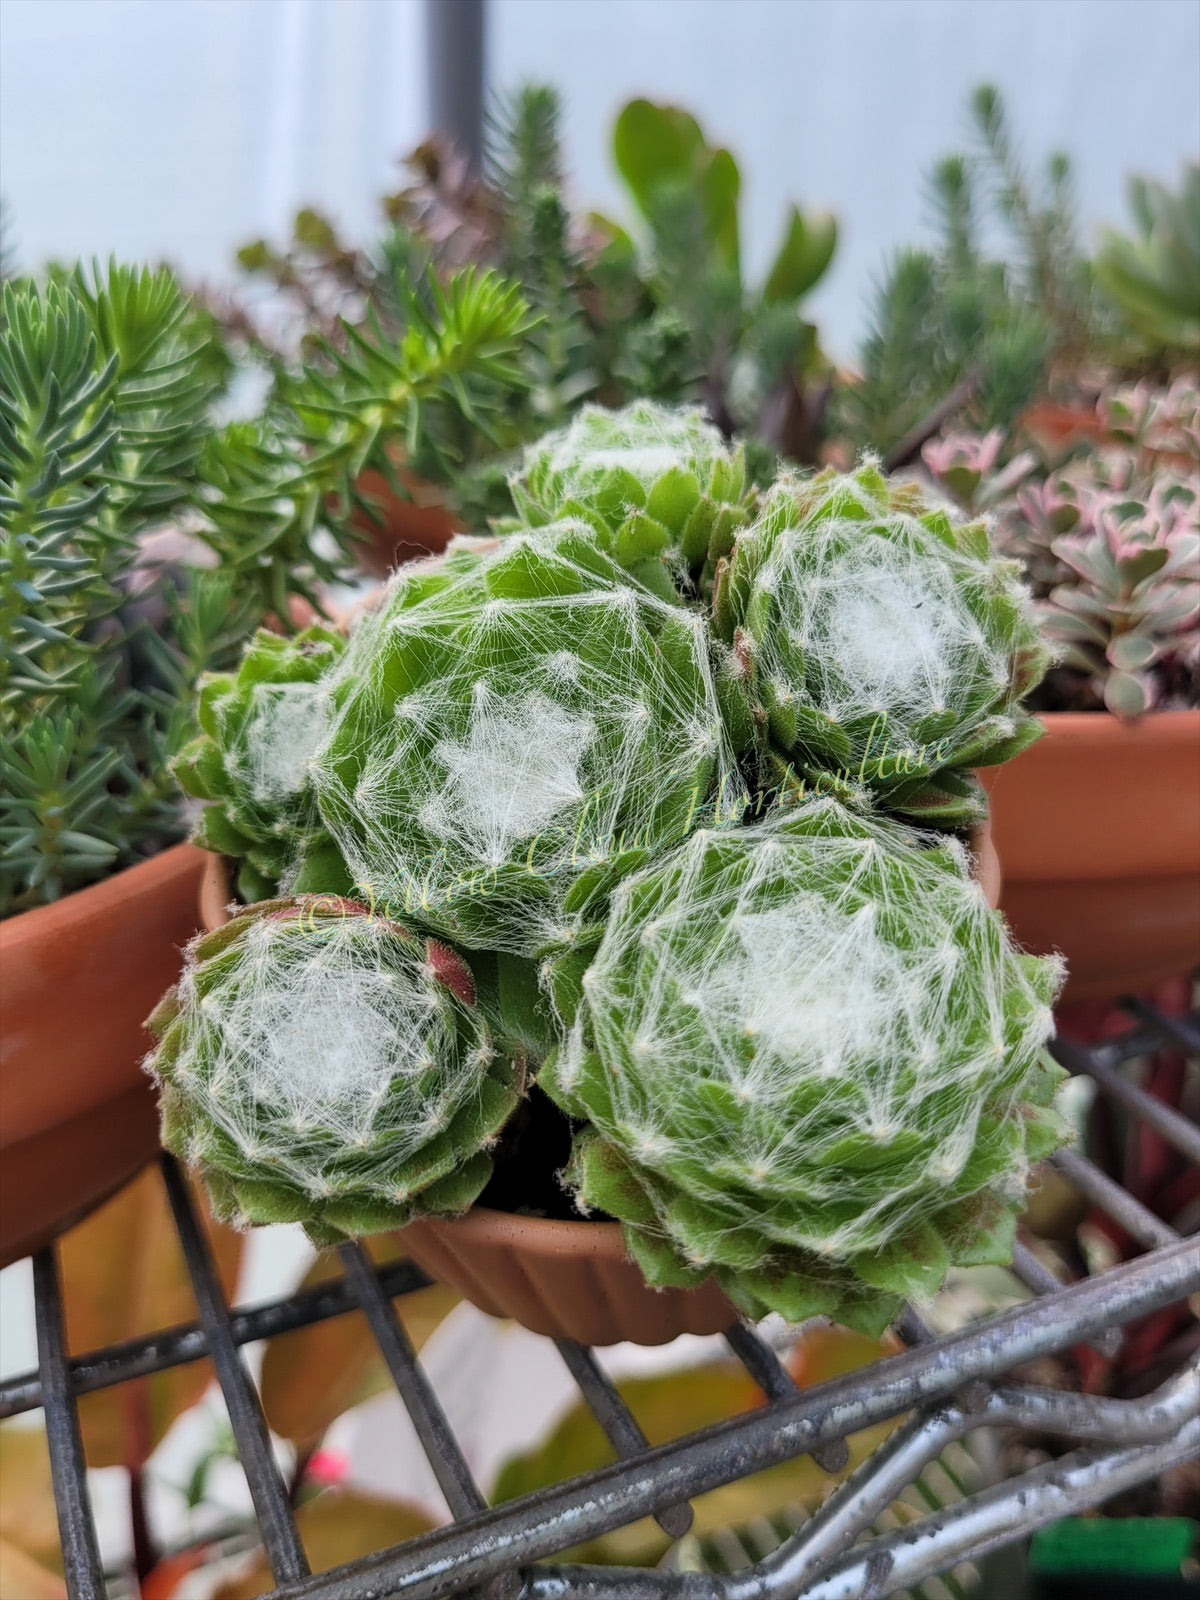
[213,1490,436,1599]
[0,1539,67,1600]
[0,1424,63,1577]
[260,1235,460,1447]
[58,1166,244,1468]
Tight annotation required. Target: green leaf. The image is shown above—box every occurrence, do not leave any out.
[763,206,838,303]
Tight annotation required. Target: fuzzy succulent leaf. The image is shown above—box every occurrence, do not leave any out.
[506,400,751,593]
[310,521,747,958]
[146,897,519,1243]
[174,625,350,900]
[539,798,1068,1330]
[714,462,1049,822]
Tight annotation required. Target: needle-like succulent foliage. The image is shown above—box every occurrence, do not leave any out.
[712,461,1050,823]
[507,401,750,598]
[0,265,264,915]
[540,799,1068,1334]
[311,522,747,959]
[147,897,519,1244]
[173,625,350,902]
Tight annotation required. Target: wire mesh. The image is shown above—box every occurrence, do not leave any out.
[3,1001,1197,1600]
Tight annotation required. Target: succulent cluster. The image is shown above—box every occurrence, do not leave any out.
[148,898,518,1245]
[153,399,1065,1330]
[542,801,1065,1334]
[923,379,1200,716]
[713,461,1048,822]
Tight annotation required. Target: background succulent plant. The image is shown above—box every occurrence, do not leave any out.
[1095,164,1200,362]
[839,84,1108,467]
[540,799,1068,1334]
[923,379,1200,716]
[311,521,745,960]
[712,461,1049,824]
[147,897,519,1244]
[0,264,273,915]
[506,400,750,598]
[172,625,349,903]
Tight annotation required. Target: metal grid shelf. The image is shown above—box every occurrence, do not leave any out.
[4,1003,1198,1600]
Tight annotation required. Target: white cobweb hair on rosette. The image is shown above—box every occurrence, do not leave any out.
[309,520,749,960]
[147,898,518,1244]
[713,461,1050,824]
[540,795,1069,1334]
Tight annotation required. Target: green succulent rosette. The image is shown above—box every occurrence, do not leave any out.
[146,897,520,1245]
[712,462,1051,824]
[310,521,748,961]
[173,625,349,901]
[506,400,751,599]
[540,798,1069,1335]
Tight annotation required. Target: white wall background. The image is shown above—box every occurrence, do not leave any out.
[2,0,1198,357]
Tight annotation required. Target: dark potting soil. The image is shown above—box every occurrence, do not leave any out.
[477,1084,611,1223]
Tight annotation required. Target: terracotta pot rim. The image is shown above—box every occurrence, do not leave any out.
[1028,707,1200,745]
[417,1203,631,1257]
[0,840,200,944]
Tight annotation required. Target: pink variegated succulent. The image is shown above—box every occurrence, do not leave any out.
[922,380,1200,716]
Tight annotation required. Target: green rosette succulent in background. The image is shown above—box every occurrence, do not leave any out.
[173,625,349,902]
[712,461,1051,824]
[506,400,751,599]
[311,520,747,962]
[146,897,519,1244]
[540,798,1068,1335]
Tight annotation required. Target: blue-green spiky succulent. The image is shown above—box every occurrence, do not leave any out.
[147,896,520,1245]
[540,798,1068,1334]
[712,461,1051,823]
[507,401,751,598]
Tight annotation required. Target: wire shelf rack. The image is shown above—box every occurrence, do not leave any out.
[3,1001,1198,1600]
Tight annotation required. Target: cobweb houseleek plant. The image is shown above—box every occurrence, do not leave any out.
[540,799,1068,1334]
[148,897,520,1244]
[309,519,749,959]
[712,460,1050,824]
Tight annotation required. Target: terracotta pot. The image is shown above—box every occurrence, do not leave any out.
[0,844,208,1266]
[347,470,461,580]
[982,710,1200,1002]
[398,1207,737,1345]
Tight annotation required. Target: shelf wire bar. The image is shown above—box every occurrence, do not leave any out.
[160,1155,309,1585]
[555,1340,695,1538]
[32,1249,105,1600]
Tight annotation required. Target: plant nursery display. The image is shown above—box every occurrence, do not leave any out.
[0,263,330,1263]
[151,401,1070,1344]
[924,380,1200,1000]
